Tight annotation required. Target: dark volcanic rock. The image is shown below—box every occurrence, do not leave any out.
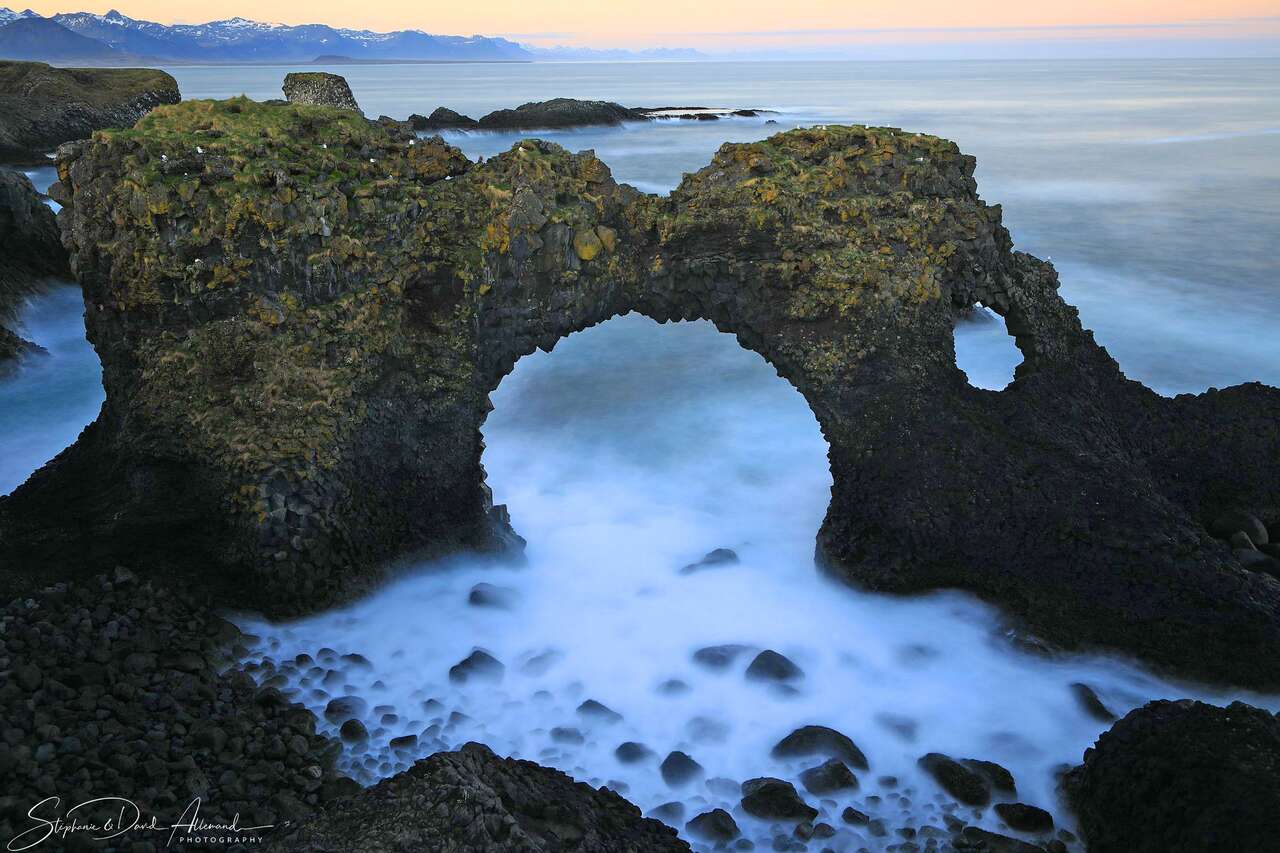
[687,808,740,842]
[740,777,818,822]
[1070,682,1116,723]
[680,547,739,573]
[0,168,68,371]
[281,72,361,114]
[918,753,992,805]
[477,97,646,130]
[0,573,354,847]
[577,698,623,723]
[692,643,754,669]
[448,649,505,684]
[467,581,517,609]
[994,802,1054,833]
[798,758,859,794]
[0,60,179,161]
[771,725,869,769]
[415,106,479,130]
[660,750,704,786]
[1210,509,1269,545]
[267,741,688,851]
[7,104,1280,691]
[615,741,654,763]
[745,649,803,682]
[957,826,1046,852]
[1064,699,1280,853]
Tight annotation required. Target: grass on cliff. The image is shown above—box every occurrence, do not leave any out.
[0,60,178,106]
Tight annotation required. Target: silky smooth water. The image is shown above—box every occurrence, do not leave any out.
[3,59,1279,850]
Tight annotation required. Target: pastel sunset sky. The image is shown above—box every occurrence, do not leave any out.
[21,0,1280,53]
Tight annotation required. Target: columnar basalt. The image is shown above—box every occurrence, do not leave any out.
[2,98,1278,689]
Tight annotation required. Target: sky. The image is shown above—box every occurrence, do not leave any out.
[17,0,1280,54]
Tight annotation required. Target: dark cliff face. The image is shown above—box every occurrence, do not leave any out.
[0,60,180,162]
[3,98,1279,690]
[0,168,69,370]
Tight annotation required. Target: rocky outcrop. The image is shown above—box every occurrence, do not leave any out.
[476,98,644,130]
[281,72,362,114]
[265,741,687,851]
[1064,700,1280,852]
[412,99,767,132]
[4,99,1280,690]
[0,60,179,161]
[0,168,68,371]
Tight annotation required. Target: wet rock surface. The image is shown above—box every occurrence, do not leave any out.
[3,98,1279,695]
[281,72,362,113]
[267,741,688,851]
[1065,699,1280,853]
[0,168,67,370]
[0,60,179,161]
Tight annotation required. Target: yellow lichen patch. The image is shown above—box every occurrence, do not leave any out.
[573,228,604,261]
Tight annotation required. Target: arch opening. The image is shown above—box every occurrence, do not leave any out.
[953,303,1024,391]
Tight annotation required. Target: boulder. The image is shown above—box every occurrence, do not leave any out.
[659,750,703,786]
[918,753,992,805]
[740,777,818,822]
[798,758,859,794]
[0,60,179,160]
[468,581,517,609]
[281,72,361,114]
[615,741,654,763]
[1064,700,1280,852]
[448,649,504,684]
[771,725,868,769]
[993,802,1054,833]
[745,649,803,682]
[679,547,739,574]
[692,643,754,670]
[268,742,688,851]
[1210,509,1269,545]
[686,808,740,842]
[577,698,622,723]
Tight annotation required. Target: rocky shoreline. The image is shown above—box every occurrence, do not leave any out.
[1,74,1279,850]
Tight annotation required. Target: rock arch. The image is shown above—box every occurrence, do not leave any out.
[3,98,1279,688]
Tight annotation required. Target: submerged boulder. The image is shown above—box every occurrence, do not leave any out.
[0,60,179,160]
[1064,700,1280,853]
[282,72,362,114]
[267,741,688,851]
[6,101,1280,691]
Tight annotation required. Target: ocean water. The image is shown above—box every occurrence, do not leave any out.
[3,59,1279,850]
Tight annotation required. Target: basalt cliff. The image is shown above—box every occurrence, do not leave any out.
[0,59,179,162]
[2,97,1279,694]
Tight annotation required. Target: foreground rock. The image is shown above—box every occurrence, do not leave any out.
[267,741,688,851]
[282,71,362,114]
[0,60,179,161]
[5,99,1280,689]
[0,573,356,847]
[0,168,68,371]
[1064,699,1280,852]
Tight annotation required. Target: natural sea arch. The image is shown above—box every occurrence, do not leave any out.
[3,99,1279,689]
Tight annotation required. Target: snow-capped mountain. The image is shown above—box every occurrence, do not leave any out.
[1,8,535,62]
[0,6,37,25]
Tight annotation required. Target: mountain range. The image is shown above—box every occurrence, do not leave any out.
[0,8,704,63]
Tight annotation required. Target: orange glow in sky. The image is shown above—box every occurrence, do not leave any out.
[20,0,1280,48]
